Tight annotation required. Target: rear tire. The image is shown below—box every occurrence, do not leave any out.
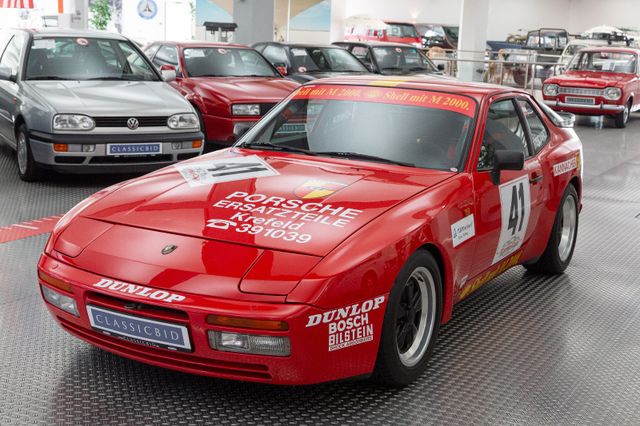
[373,250,442,386]
[16,124,42,182]
[524,185,579,274]
[614,100,631,128]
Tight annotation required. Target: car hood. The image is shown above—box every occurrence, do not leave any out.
[78,149,453,257]
[553,71,634,87]
[188,76,298,103]
[23,80,193,116]
[290,71,369,82]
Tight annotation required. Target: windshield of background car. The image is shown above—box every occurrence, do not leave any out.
[25,37,158,81]
[569,51,637,73]
[526,31,567,49]
[241,85,477,171]
[386,24,419,38]
[372,47,438,72]
[444,26,459,41]
[183,47,278,77]
[289,47,367,73]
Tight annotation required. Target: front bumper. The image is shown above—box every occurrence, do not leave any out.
[543,99,625,114]
[37,253,385,385]
[29,130,204,174]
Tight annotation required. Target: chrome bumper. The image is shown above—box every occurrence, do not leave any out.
[543,100,625,112]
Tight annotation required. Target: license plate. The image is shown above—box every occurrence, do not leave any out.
[565,96,595,105]
[87,305,191,352]
[107,143,162,156]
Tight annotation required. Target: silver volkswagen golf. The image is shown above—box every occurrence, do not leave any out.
[0,28,204,181]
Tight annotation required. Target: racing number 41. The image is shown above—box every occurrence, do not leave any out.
[508,181,526,236]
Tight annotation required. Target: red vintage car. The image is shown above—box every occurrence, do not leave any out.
[345,21,422,47]
[38,76,582,386]
[144,41,299,150]
[543,47,640,128]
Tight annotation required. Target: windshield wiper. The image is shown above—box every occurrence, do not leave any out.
[317,151,414,167]
[241,141,318,156]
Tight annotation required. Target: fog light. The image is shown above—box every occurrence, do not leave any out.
[206,315,288,331]
[41,284,79,317]
[82,144,95,153]
[172,142,182,150]
[53,144,68,152]
[208,331,290,356]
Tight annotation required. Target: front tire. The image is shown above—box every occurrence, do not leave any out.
[373,250,442,386]
[524,185,579,274]
[614,100,631,128]
[16,125,42,182]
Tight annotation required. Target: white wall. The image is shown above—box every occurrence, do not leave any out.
[121,0,192,44]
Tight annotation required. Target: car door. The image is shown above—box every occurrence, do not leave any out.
[470,95,546,275]
[0,33,25,146]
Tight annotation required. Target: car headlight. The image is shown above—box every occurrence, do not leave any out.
[167,113,199,129]
[604,87,622,100]
[41,284,79,316]
[543,84,559,97]
[232,104,261,116]
[208,330,290,356]
[53,114,95,131]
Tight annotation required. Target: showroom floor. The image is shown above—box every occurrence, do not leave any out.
[1,115,639,425]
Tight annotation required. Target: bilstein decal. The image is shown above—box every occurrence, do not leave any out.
[93,279,186,304]
[307,296,385,352]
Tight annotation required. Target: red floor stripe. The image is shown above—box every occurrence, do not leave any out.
[0,215,61,243]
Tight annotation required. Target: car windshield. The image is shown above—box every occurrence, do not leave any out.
[386,23,419,38]
[568,51,637,73]
[443,26,459,41]
[526,31,568,49]
[372,46,438,73]
[239,85,476,171]
[25,37,158,81]
[289,47,367,73]
[183,47,278,77]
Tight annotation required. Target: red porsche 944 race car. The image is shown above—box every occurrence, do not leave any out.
[38,76,582,386]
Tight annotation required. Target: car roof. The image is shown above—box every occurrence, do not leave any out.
[301,75,524,100]
[335,41,421,48]
[17,28,128,41]
[153,40,249,49]
[579,46,640,54]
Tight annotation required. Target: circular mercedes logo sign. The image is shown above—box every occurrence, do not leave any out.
[127,117,139,130]
[161,244,178,255]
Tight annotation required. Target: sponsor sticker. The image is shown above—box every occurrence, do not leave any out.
[33,39,55,49]
[451,214,475,247]
[293,180,347,199]
[175,155,279,188]
[292,85,475,117]
[306,296,385,352]
[553,155,578,176]
[298,66,307,73]
[458,250,523,299]
[217,48,228,54]
[93,278,186,304]
[493,176,531,264]
[76,37,89,46]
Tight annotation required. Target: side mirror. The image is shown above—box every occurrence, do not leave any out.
[233,122,252,140]
[491,149,525,185]
[437,63,445,71]
[274,63,288,76]
[0,66,16,82]
[555,111,575,128]
[160,64,177,82]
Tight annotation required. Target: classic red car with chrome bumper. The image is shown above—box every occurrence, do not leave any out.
[542,47,640,128]
[144,41,299,151]
[39,76,582,386]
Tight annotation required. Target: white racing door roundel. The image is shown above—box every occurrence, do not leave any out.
[493,175,531,264]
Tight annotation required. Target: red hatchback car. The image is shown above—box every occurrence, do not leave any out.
[543,47,640,127]
[38,76,582,386]
[144,42,299,150]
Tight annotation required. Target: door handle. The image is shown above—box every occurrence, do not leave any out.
[529,173,543,184]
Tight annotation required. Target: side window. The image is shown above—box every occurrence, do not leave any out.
[516,99,549,153]
[478,99,529,170]
[350,46,371,66]
[262,45,288,66]
[253,43,265,53]
[0,32,13,58]
[0,35,25,76]
[153,45,179,67]
[144,43,161,60]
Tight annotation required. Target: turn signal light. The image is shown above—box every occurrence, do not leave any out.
[38,270,73,293]
[53,143,68,152]
[192,140,203,149]
[206,315,289,331]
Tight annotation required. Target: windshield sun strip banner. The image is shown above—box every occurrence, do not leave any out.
[292,85,476,118]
